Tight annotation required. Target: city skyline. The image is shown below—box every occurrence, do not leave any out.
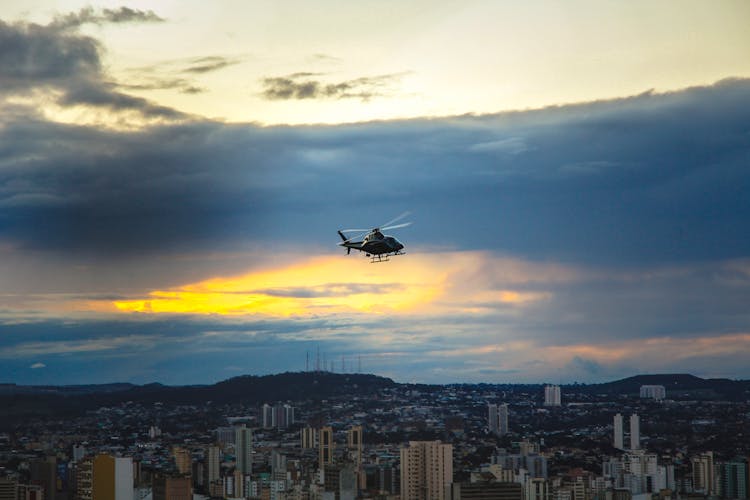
[1,2,750,385]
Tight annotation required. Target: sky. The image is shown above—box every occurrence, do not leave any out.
[1,1,750,385]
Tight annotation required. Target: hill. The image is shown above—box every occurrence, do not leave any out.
[1,372,748,429]
[0,372,396,427]
[571,373,750,400]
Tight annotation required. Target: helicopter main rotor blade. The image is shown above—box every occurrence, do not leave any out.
[379,211,411,230]
[339,228,371,233]
[381,222,412,231]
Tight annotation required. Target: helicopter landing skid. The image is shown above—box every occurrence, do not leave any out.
[370,251,405,263]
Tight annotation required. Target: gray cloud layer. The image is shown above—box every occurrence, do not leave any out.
[2,79,748,266]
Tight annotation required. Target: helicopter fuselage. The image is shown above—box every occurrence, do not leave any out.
[338,229,404,256]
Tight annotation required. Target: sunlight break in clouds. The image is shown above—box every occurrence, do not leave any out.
[113,252,560,317]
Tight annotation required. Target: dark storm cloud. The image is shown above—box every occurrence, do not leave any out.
[260,72,405,100]
[4,78,750,267]
[0,13,184,120]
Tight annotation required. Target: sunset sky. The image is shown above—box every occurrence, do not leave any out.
[1,1,749,385]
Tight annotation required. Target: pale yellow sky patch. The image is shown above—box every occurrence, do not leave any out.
[3,0,748,125]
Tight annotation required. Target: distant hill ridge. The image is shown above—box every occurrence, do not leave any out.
[1,372,748,412]
[568,373,749,398]
[1,372,749,430]
[2,371,748,396]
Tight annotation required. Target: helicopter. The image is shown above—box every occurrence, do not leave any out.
[337,212,411,263]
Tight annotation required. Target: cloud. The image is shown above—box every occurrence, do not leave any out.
[117,55,241,97]
[0,19,101,91]
[309,53,342,63]
[3,314,750,384]
[2,78,750,384]
[568,356,603,376]
[260,72,406,100]
[51,7,165,30]
[468,137,529,154]
[0,13,185,123]
[30,362,46,369]
[1,79,747,265]
[117,77,205,94]
[181,56,239,74]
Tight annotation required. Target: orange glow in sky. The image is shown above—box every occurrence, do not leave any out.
[113,252,556,317]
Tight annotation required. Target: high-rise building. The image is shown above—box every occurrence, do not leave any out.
[17,485,43,500]
[488,404,498,434]
[544,385,561,406]
[374,465,399,495]
[273,404,286,429]
[263,403,295,429]
[171,447,191,475]
[348,425,365,490]
[449,482,523,500]
[720,458,748,500]
[498,404,509,435]
[152,476,191,500]
[214,427,236,446]
[492,448,547,479]
[692,451,716,496]
[270,451,287,482]
[319,426,335,466]
[73,445,87,463]
[614,413,624,450]
[0,477,18,500]
[339,465,357,500]
[29,457,56,500]
[261,404,274,429]
[603,450,667,495]
[301,427,318,449]
[629,414,640,451]
[203,446,220,487]
[284,404,295,428]
[232,470,243,498]
[92,454,134,500]
[235,425,253,475]
[525,478,550,500]
[488,404,508,436]
[400,441,453,500]
[76,458,93,500]
[519,440,540,456]
[639,385,666,400]
[347,426,363,466]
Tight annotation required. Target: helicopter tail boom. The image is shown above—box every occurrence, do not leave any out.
[338,230,354,254]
